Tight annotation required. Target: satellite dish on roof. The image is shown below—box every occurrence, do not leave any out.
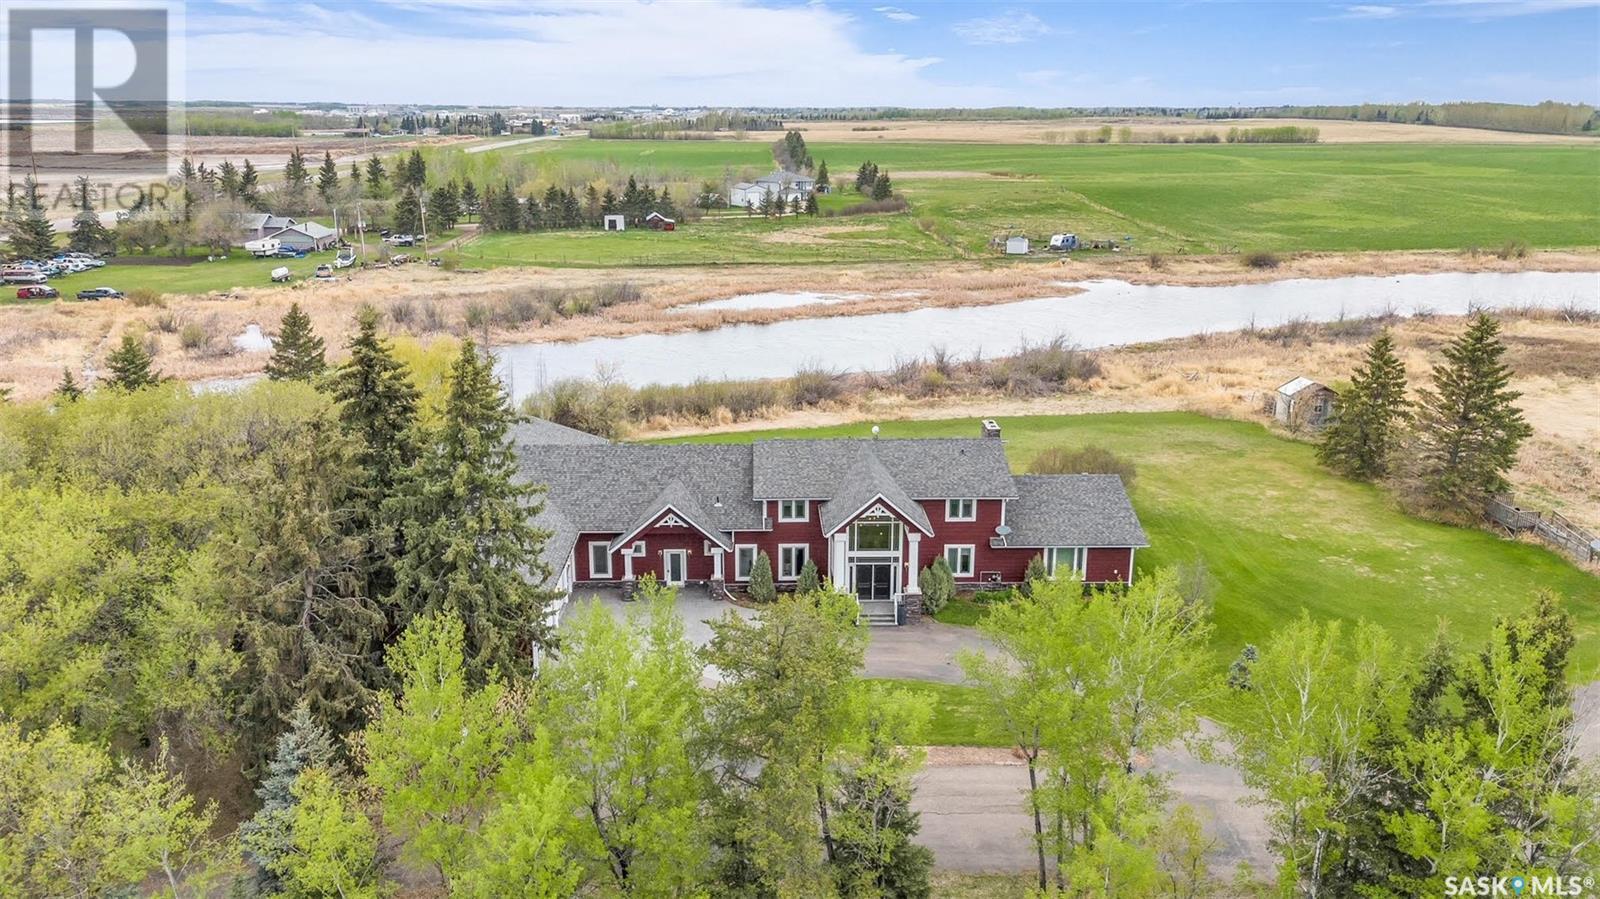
[995,525,1012,536]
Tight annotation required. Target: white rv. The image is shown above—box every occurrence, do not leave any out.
[246,237,282,258]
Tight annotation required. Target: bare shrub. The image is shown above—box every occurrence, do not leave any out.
[125,287,163,307]
[1027,445,1138,490]
[1496,239,1530,260]
[179,322,206,350]
[788,365,843,406]
[825,196,910,217]
[594,281,642,308]
[1242,251,1281,270]
[524,375,633,439]
[388,298,416,326]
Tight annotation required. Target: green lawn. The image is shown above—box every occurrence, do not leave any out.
[870,679,1012,747]
[435,138,1599,265]
[666,412,1600,676]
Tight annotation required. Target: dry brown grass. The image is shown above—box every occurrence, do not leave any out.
[636,313,1600,534]
[779,117,1600,145]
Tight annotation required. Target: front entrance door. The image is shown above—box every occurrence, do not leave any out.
[854,562,894,602]
[663,550,688,585]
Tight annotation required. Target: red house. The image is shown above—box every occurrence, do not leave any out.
[516,418,1148,624]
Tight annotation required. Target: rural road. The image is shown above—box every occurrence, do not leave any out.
[464,133,574,154]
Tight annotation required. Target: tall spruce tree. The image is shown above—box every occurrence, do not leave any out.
[233,414,385,749]
[1411,313,1531,510]
[67,176,113,255]
[386,338,560,681]
[316,151,340,205]
[1317,331,1409,480]
[364,156,388,199]
[240,158,262,207]
[264,303,327,382]
[105,334,161,390]
[330,307,421,605]
[6,177,56,260]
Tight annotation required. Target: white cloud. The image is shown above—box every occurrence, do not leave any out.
[182,0,1004,106]
[952,10,1053,45]
[873,5,920,22]
[1421,0,1599,15]
[1340,4,1401,18]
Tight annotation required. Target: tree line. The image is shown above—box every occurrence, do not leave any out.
[1315,313,1532,519]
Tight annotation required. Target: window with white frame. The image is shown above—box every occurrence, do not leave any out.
[588,541,613,578]
[778,499,808,522]
[779,544,809,580]
[630,540,646,556]
[1047,547,1086,577]
[734,545,757,580]
[945,498,976,521]
[944,544,975,577]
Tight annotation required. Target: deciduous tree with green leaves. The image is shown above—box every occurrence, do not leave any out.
[701,589,868,896]
[1318,330,1409,480]
[545,579,710,894]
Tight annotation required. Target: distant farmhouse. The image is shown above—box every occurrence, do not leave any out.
[269,221,340,253]
[236,213,297,244]
[730,171,816,209]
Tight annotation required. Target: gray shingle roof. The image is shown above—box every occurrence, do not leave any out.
[1003,475,1148,548]
[818,445,933,535]
[510,418,610,446]
[514,443,765,536]
[529,498,577,576]
[753,438,1017,499]
[608,480,731,552]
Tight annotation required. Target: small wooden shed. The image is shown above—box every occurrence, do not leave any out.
[1273,377,1337,429]
[644,212,676,232]
[603,214,626,232]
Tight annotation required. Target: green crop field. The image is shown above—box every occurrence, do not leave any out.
[664,412,1600,676]
[443,138,1600,266]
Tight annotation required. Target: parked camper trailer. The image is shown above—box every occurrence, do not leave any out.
[1049,233,1079,251]
[246,238,281,258]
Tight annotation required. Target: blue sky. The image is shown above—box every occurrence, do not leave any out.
[182,0,1599,106]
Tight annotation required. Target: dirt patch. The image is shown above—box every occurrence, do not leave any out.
[760,224,891,245]
[894,170,1002,180]
[924,746,1023,767]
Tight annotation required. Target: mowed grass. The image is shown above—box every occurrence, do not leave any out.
[439,138,1599,264]
[665,412,1600,676]
[870,679,1012,747]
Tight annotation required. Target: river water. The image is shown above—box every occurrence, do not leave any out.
[491,270,1599,400]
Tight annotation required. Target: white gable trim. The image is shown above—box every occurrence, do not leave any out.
[824,492,935,537]
[609,503,731,554]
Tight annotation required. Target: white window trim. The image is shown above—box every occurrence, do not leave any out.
[946,498,977,522]
[778,543,809,581]
[944,544,976,577]
[630,540,646,556]
[777,499,809,523]
[734,544,757,581]
[1047,547,1086,578]
[588,541,613,579]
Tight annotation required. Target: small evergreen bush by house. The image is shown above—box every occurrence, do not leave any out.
[749,551,776,603]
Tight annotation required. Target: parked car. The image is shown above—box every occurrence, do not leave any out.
[17,285,59,299]
[75,287,123,300]
[1,266,47,284]
[385,234,415,247]
[314,264,335,280]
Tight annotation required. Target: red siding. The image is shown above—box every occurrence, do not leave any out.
[913,499,1012,583]
[1085,547,1134,584]
[577,532,622,580]
[729,500,828,583]
[629,524,719,582]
